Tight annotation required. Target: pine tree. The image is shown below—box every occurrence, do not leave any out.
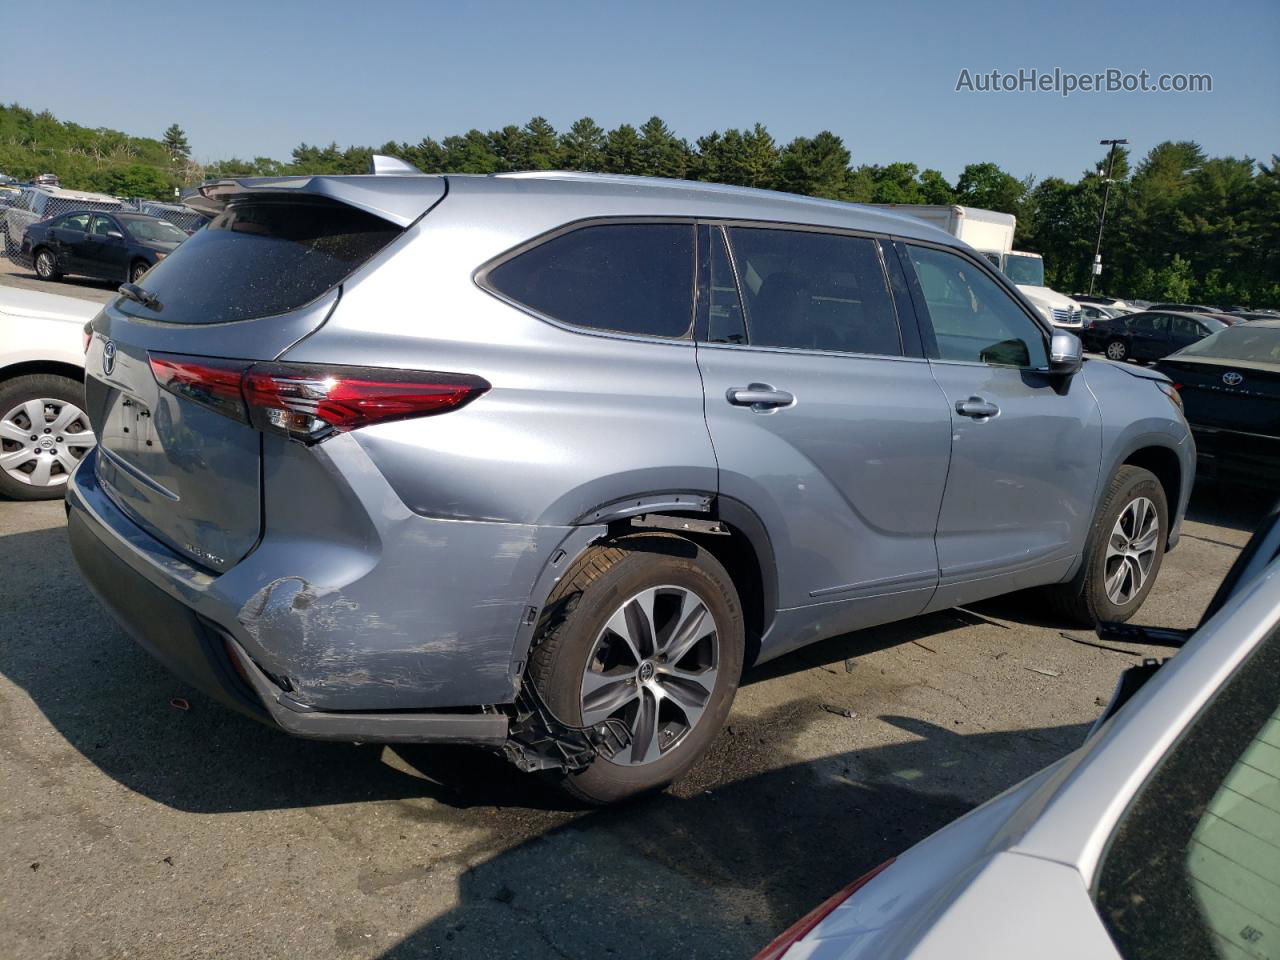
[559,118,606,171]
[162,123,189,161]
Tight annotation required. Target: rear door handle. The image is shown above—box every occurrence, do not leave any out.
[955,396,999,419]
[727,385,795,410]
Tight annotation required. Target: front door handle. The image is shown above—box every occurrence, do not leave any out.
[955,396,999,419]
[727,385,795,410]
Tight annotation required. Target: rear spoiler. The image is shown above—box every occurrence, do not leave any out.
[189,155,442,227]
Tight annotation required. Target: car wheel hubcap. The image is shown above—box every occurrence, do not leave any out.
[37,252,53,276]
[1106,342,1125,360]
[1103,496,1159,605]
[0,397,95,487]
[580,585,720,766]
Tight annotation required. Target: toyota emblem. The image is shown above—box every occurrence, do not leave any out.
[1222,371,1243,387]
[102,340,117,376]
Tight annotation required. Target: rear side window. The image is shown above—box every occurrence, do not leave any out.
[485,223,695,338]
[726,227,902,356]
[115,196,401,325]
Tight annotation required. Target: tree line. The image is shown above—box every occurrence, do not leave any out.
[2,103,1276,305]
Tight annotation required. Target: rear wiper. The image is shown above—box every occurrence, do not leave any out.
[118,282,162,311]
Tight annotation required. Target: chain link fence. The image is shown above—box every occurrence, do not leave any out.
[2,188,208,265]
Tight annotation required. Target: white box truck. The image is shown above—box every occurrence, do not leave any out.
[868,204,1082,329]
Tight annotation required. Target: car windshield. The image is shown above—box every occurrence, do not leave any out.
[1175,324,1280,363]
[1096,610,1280,960]
[120,216,187,244]
[1002,253,1044,286]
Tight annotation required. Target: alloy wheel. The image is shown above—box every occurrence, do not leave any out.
[0,397,95,488]
[580,585,720,766]
[36,251,56,279]
[1104,496,1160,605]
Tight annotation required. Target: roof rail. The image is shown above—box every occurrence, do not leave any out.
[369,154,424,176]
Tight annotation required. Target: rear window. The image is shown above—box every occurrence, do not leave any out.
[1095,620,1280,960]
[1177,325,1280,364]
[484,222,695,338]
[115,196,401,325]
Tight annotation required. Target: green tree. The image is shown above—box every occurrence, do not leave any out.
[637,116,690,179]
[918,168,955,204]
[523,116,560,169]
[559,117,606,171]
[162,123,189,161]
[603,124,643,174]
[776,131,852,199]
[954,161,1026,213]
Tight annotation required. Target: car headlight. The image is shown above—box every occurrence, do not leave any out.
[153,252,167,260]
[1156,380,1184,414]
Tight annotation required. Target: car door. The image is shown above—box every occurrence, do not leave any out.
[898,241,1103,611]
[695,224,952,657]
[52,212,91,270]
[85,214,129,280]
[1130,313,1172,361]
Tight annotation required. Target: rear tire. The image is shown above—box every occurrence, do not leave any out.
[1045,465,1168,626]
[526,534,744,805]
[1104,339,1128,362]
[0,374,95,501]
[34,248,62,281]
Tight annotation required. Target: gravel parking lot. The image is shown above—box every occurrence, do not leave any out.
[0,482,1269,960]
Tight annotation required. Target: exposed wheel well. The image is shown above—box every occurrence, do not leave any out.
[1122,445,1183,536]
[1,359,84,385]
[605,512,772,666]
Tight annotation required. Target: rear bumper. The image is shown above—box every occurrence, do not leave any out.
[64,443,566,742]
[1191,425,1280,488]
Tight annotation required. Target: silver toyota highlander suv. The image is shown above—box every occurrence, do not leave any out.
[66,161,1194,804]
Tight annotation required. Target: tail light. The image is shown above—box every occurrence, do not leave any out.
[753,859,895,960]
[148,353,489,444]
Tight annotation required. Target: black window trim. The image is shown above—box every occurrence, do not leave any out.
[474,215,700,345]
[895,236,1055,371]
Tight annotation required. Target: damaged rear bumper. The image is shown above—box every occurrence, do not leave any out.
[64,444,557,742]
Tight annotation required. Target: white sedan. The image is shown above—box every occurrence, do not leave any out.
[0,285,99,499]
[758,506,1280,960]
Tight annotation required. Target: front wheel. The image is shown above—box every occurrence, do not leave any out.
[130,260,150,284]
[526,534,744,805]
[1104,339,1129,362]
[34,248,62,281]
[1045,465,1168,625]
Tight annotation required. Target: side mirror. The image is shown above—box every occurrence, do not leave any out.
[1048,331,1083,376]
[106,230,123,239]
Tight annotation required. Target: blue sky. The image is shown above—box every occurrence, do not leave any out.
[5,0,1277,181]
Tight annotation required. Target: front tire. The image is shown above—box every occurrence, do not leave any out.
[34,248,62,281]
[0,374,96,501]
[527,534,744,805]
[1046,465,1168,626]
[130,260,150,284]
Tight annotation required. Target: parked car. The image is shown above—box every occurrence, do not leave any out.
[19,210,187,285]
[754,502,1280,960]
[0,285,98,500]
[2,185,122,258]
[66,164,1194,804]
[1229,311,1280,322]
[1156,319,1280,488]
[1098,310,1225,363]
[122,198,211,235]
[1080,306,1131,352]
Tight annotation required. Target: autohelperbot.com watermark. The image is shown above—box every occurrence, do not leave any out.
[955,67,1212,97]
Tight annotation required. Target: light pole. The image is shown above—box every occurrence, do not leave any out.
[1089,138,1128,294]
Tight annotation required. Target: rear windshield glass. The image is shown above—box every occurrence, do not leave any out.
[1177,325,1280,363]
[115,196,401,324]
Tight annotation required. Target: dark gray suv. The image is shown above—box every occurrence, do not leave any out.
[66,163,1194,803]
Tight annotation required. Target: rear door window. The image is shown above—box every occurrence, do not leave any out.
[61,214,90,233]
[115,196,402,325]
[723,227,902,356]
[485,222,695,338]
